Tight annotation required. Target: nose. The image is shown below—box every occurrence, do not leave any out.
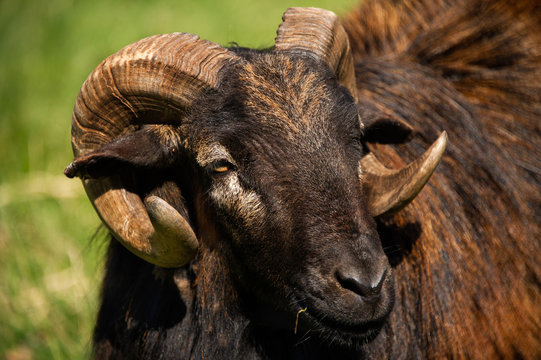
[336,267,388,302]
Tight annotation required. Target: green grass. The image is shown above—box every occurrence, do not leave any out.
[0,0,358,358]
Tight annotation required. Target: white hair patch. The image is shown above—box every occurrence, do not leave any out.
[210,173,266,227]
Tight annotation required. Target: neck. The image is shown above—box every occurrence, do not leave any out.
[183,248,253,359]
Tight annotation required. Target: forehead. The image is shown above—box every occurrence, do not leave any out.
[237,53,338,133]
[189,52,359,160]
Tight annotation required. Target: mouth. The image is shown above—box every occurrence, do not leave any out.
[291,294,392,347]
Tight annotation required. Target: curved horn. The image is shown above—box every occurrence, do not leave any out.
[69,33,240,267]
[274,7,358,100]
[362,131,448,217]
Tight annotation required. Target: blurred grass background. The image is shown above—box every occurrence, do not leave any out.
[0,0,358,358]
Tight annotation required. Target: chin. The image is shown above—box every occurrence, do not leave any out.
[290,272,395,349]
[298,303,392,350]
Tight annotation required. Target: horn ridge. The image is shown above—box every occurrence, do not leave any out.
[73,33,239,156]
[274,7,358,100]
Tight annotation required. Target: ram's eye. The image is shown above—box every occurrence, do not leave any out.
[213,165,230,173]
[209,161,234,175]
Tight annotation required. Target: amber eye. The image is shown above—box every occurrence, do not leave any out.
[209,161,234,175]
[213,165,230,174]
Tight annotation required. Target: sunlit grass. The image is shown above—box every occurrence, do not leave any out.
[0,0,358,358]
[0,193,105,359]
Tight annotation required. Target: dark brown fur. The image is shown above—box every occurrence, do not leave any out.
[343,0,541,357]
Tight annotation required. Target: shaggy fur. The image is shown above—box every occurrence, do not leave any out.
[90,0,541,358]
[343,0,541,357]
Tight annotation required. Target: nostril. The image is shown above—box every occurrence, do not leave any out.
[336,269,387,301]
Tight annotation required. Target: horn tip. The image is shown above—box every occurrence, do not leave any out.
[64,162,77,178]
[430,131,448,164]
[438,130,448,148]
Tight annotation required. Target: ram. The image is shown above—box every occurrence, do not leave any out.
[65,0,541,358]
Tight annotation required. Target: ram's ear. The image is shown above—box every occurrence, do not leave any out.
[65,125,179,179]
[65,124,197,268]
[360,105,415,145]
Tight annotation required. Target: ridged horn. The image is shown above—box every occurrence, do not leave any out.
[274,7,358,101]
[362,131,448,217]
[69,33,240,267]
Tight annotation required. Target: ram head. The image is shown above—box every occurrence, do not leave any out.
[65,7,446,345]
